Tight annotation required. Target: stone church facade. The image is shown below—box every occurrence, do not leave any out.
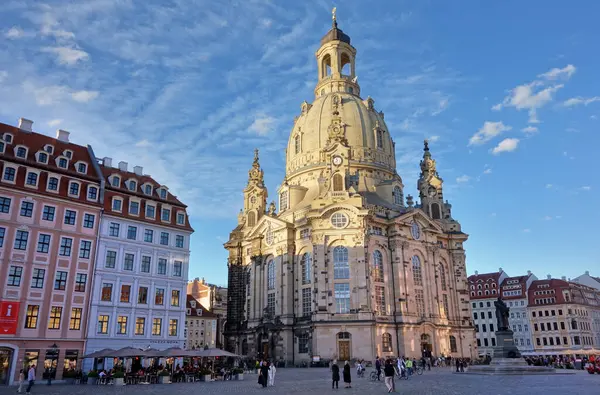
[224,15,476,364]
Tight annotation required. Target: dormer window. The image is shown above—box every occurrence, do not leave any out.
[57,157,68,169]
[37,152,48,164]
[4,134,13,144]
[159,188,167,199]
[190,301,196,308]
[15,146,27,158]
[197,309,202,316]
[0,141,5,154]
[76,162,87,174]
[63,150,73,159]
[128,180,137,191]
[144,184,152,195]
[376,129,384,149]
[111,176,120,187]
[177,212,185,225]
[44,144,54,154]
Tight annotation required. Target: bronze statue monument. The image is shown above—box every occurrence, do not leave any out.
[494,297,510,331]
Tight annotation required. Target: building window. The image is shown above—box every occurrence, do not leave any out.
[135,318,145,335]
[75,273,87,292]
[155,288,165,305]
[372,250,384,282]
[375,285,386,314]
[64,210,76,225]
[59,237,73,256]
[16,146,27,158]
[7,266,23,286]
[301,253,311,285]
[25,305,39,329]
[332,173,344,191]
[36,234,51,253]
[159,189,167,199]
[160,232,169,245]
[101,283,113,301]
[69,308,82,330]
[171,290,180,306]
[127,226,137,240]
[105,250,117,268]
[169,319,178,336]
[128,180,137,191]
[120,285,131,303]
[68,182,80,196]
[442,294,449,317]
[279,191,288,211]
[382,333,392,352]
[334,283,350,313]
[48,177,59,191]
[152,318,162,335]
[161,208,170,221]
[416,289,425,316]
[79,240,91,259]
[144,185,152,195]
[450,336,458,353]
[111,176,120,187]
[48,306,62,329]
[138,287,148,304]
[83,213,95,228]
[141,256,151,273]
[173,261,182,277]
[376,129,384,149]
[412,255,423,286]
[333,246,349,279]
[144,229,153,243]
[175,235,184,248]
[302,287,311,317]
[146,205,155,218]
[109,222,120,237]
[298,332,309,353]
[331,212,348,228]
[393,186,403,205]
[14,230,29,250]
[129,201,139,215]
[42,206,55,221]
[31,268,45,288]
[26,172,38,186]
[267,260,275,290]
[117,316,128,334]
[123,253,134,270]
[439,264,447,291]
[158,258,167,275]
[177,212,185,225]
[0,227,6,247]
[54,271,68,290]
[97,315,109,334]
[0,197,11,213]
[3,167,16,182]
[20,201,34,217]
[87,186,98,200]
[112,198,122,211]
[294,134,301,154]
[267,293,275,316]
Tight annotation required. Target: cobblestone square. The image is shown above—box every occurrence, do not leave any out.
[1,368,598,395]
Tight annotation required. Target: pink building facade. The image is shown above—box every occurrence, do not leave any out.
[0,119,102,385]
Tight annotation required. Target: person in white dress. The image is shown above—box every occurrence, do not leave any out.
[268,362,277,386]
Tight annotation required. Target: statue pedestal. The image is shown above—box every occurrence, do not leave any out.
[468,330,555,375]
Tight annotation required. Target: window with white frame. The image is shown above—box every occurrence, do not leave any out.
[279,190,288,211]
[333,246,349,279]
[375,285,386,314]
[412,255,423,286]
[47,176,59,191]
[44,144,54,154]
[111,176,120,187]
[15,146,27,158]
[393,186,403,205]
[128,180,137,191]
[68,181,80,196]
[177,212,185,225]
[57,157,68,169]
[302,287,311,316]
[159,188,167,199]
[267,260,275,290]
[334,283,350,313]
[372,250,384,282]
[267,293,275,316]
[301,253,311,284]
[63,150,73,159]
[112,198,122,212]
[37,152,48,164]
[4,134,13,143]
[331,212,348,228]
[77,163,87,173]
[146,204,155,218]
[416,289,425,316]
[129,200,140,215]
[161,208,170,221]
[144,184,152,195]
[87,186,98,200]
[3,166,16,182]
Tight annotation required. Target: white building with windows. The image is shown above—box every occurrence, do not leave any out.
[84,159,193,369]
[500,272,537,354]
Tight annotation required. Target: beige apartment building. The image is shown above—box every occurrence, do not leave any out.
[185,295,217,350]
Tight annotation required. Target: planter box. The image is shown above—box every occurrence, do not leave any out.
[87,378,98,385]
[113,377,125,386]
[158,376,171,384]
[235,374,244,381]
[200,375,211,382]
[64,378,75,385]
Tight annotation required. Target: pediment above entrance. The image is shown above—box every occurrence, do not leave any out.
[396,209,443,234]
[245,215,290,239]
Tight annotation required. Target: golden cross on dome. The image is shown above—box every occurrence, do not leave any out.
[332,7,337,22]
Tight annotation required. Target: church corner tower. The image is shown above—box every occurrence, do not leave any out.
[224,9,476,362]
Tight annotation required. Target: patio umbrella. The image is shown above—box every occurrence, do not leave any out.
[105,347,149,358]
[197,348,240,358]
[82,348,115,359]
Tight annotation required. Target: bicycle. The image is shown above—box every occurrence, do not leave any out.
[357,368,365,378]
[415,366,424,375]
[369,371,380,381]
[395,367,409,380]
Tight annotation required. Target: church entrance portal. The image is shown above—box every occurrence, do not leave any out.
[0,348,14,385]
[420,334,433,357]
[337,332,351,361]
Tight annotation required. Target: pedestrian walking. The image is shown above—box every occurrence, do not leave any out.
[25,365,35,394]
[384,359,395,393]
[268,361,276,386]
[17,369,24,393]
[375,356,382,380]
[331,360,340,389]
[343,361,351,388]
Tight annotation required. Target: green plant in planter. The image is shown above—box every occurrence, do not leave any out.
[199,369,212,376]
[233,368,244,374]
[87,371,99,378]
[112,371,125,379]
[158,370,171,376]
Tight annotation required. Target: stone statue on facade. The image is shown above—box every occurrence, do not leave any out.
[494,297,510,331]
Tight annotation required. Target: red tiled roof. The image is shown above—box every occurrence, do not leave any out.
[186,295,217,318]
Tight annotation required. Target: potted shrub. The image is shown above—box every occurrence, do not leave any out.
[87,370,99,385]
[62,370,76,384]
[158,370,171,384]
[112,370,125,386]
[233,368,244,381]
[199,369,212,382]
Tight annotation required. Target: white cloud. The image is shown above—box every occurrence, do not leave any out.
[259,19,272,28]
[42,47,90,65]
[483,168,492,174]
[522,126,538,134]
[580,186,592,191]
[565,127,579,133]
[546,184,553,189]
[5,27,26,39]
[491,138,519,154]
[469,121,512,146]
[135,139,152,148]
[71,90,99,103]
[522,228,531,233]
[428,135,440,143]
[48,119,62,127]
[538,64,576,80]
[249,115,275,136]
[491,103,502,111]
[456,175,470,183]
[431,98,449,116]
[563,96,600,107]
[543,215,553,221]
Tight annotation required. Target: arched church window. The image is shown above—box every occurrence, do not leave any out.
[280,191,288,211]
[439,264,447,291]
[412,255,423,286]
[431,203,441,219]
[322,54,332,78]
[382,333,392,352]
[301,253,311,285]
[372,250,384,282]
[449,336,457,353]
[267,260,275,290]
[393,186,403,205]
[340,52,351,76]
[294,135,301,154]
[376,129,384,149]
[333,246,349,279]
[247,212,256,227]
[333,173,344,191]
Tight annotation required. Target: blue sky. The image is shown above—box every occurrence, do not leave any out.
[1,1,598,286]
